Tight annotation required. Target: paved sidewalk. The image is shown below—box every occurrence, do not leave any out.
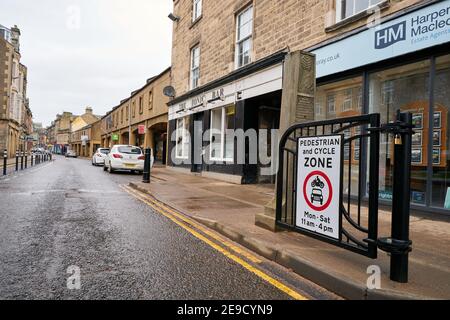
[129,167,450,300]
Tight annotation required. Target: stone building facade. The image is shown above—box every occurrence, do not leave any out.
[0,24,32,157]
[50,112,76,154]
[70,119,102,158]
[101,67,171,163]
[168,0,450,213]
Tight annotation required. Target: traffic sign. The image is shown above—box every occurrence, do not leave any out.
[296,135,343,240]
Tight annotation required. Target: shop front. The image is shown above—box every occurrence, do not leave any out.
[311,0,450,213]
[168,52,284,184]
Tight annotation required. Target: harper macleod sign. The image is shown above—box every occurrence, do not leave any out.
[313,0,450,78]
[296,135,343,240]
[375,5,450,49]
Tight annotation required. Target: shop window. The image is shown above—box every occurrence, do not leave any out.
[236,6,253,69]
[336,0,384,22]
[176,117,190,159]
[192,0,202,22]
[432,55,450,209]
[210,105,235,161]
[369,59,431,205]
[190,45,200,90]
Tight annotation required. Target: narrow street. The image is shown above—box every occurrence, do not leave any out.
[0,156,337,300]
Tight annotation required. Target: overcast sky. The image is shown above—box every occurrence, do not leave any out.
[0,0,173,126]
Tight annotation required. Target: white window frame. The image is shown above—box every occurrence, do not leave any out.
[210,107,234,162]
[190,45,200,90]
[176,117,189,159]
[235,6,253,69]
[335,0,384,22]
[192,0,202,22]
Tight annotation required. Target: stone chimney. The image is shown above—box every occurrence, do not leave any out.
[85,107,93,114]
[10,25,20,52]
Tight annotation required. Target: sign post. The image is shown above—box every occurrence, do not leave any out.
[296,135,343,240]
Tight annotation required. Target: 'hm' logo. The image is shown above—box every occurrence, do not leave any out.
[375,21,407,49]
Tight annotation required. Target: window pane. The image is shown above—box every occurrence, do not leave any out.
[340,0,382,20]
[211,109,222,159]
[224,105,235,160]
[191,47,200,89]
[432,55,450,209]
[355,0,370,14]
[238,39,252,67]
[343,0,355,19]
[369,60,430,205]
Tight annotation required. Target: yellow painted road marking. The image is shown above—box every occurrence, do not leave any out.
[121,185,308,301]
[123,185,262,264]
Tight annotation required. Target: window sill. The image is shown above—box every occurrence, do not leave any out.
[325,0,390,33]
[190,15,202,29]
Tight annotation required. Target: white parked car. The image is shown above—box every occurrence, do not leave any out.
[103,145,154,174]
[92,148,110,166]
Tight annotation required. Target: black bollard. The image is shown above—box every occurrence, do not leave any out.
[142,148,151,184]
[3,149,7,176]
[25,152,28,169]
[15,151,19,171]
[31,152,34,167]
[20,151,24,170]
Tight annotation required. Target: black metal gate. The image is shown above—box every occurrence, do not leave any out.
[276,114,380,258]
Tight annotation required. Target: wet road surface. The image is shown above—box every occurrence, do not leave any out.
[0,156,338,300]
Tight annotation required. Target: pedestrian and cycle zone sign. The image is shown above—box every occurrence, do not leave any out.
[296,135,343,240]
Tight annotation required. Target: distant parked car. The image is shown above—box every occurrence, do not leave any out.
[103,145,154,174]
[92,148,110,166]
[65,150,77,158]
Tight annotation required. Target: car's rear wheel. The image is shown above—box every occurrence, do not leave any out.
[103,164,108,171]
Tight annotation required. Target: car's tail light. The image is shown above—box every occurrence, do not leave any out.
[96,153,101,157]
[112,154,123,159]
[138,155,145,160]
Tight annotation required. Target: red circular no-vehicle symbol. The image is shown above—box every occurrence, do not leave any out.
[303,171,333,212]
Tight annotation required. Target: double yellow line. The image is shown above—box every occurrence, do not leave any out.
[121,184,308,300]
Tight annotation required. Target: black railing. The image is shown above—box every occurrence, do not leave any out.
[276,114,380,258]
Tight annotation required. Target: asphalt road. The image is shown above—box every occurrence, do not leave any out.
[0,156,337,300]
